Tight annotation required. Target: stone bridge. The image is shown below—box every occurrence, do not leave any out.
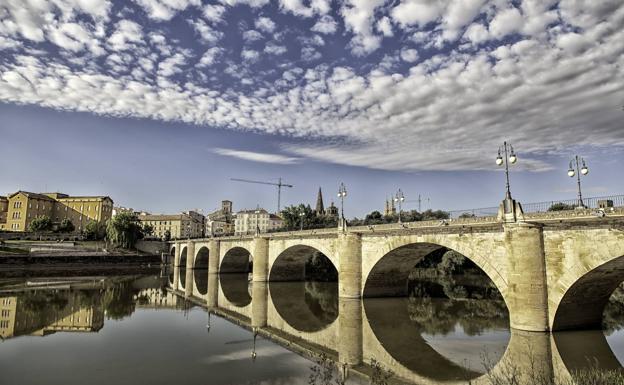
[169,209,624,333]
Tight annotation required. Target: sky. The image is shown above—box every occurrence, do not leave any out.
[0,0,623,218]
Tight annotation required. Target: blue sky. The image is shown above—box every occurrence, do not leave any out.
[0,0,623,217]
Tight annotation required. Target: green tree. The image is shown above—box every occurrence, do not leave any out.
[106,212,144,249]
[163,229,171,242]
[84,221,106,241]
[548,202,576,211]
[57,218,75,233]
[142,223,154,237]
[28,215,52,233]
[459,212,476,219]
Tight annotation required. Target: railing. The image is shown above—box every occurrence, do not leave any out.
[448,194,624,219]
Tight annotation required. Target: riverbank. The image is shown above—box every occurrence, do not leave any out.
[0,240,166,267]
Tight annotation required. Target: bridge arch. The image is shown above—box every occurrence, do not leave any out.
[195,246,209,269]
[179,246,188,268]
[363,240,507,301]
[269,245,337,282]
[220,247,252,273]
[552,254,624,331]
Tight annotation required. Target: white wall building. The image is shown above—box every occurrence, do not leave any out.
[234,208,283,235]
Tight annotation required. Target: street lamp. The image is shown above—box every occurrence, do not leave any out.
[496,141,517,210]
[568,155,589,209]
[394,189,405,223]
[254,207,261,236]
[299,208,305,231]
[337,183,347,228]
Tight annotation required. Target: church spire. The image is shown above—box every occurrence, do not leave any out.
[315,187,325,215]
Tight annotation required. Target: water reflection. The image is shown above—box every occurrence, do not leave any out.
[220,273,252,307]
[2,268,624,385]
[269,281,338,332]
[193,268,208,295]
[0,275,171,340]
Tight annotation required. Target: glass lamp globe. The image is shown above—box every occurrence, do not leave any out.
[568,169,575,177]
[496,156,503,166]
[509,154,517,164]
[581,167,589,175]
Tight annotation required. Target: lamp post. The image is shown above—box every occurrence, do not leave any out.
[394,189,405,223]
[337,183,347,229]
[496,141,517,212]
[299,208,305,231]
[254,208,261,236]
[568,155,589,209]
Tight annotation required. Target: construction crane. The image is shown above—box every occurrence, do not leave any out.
[405,194,431,212]
[230,177,293,214]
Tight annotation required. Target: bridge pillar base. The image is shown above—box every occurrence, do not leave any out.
[207,273,218,308]
[505,222,550,332]
[338,232,362,299]
[252,237,269,282]
[338,298,362,366]
[251,282,268,328]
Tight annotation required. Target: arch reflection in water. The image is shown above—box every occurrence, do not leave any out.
[220,273,252,307]
[363,245,510,382]
[219,247,253,308]
[269,281,338,332]
[193,269,208,295]
[268,245,339,332]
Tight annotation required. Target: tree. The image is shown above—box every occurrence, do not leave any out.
[106,212,144,249]
[84,221,107,240]
[28,216,52,233]
[459,212,476,219]
[57,218,75,233]
[280,204,338,231]
[142,223,154,237]
[163,230,171,242]
[548,202,576,211]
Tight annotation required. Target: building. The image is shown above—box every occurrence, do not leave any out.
[138,210,204,239]
[384,196,396,216]
[315,188,325,215]
[234,208,283,235]
[206,200,235,236]
[2,191,113,233]
[0,196,8,230]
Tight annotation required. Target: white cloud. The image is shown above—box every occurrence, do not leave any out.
[390,0,444,28]
[341,0,386,55]
[489,7,524,39]
[255,16,276,33]
[202,4,227,22]
[400,48,418,62]
[242,30,263,42]
[158,53,187,77]
[213,148,301,164]
[463,23,489,44]
[220,0,270,8]
[376,16,393,37]
[198,47,224,67]
[264,42,287,55]
[556,32,590,54]
[107,19,143,51]
[188,18,224,44]
[241,48,260,62]
[133,0,200,21]
[2,1,624,174]
[311,15,338,34]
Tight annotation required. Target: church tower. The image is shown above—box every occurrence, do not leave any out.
[315,187,325,215]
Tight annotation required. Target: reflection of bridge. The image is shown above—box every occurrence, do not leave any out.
[167,271,623,385]
[171,209,624,332]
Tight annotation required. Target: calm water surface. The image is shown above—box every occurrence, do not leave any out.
[0,268,623,385]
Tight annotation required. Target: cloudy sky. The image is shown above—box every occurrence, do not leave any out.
[0,0,623,216]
